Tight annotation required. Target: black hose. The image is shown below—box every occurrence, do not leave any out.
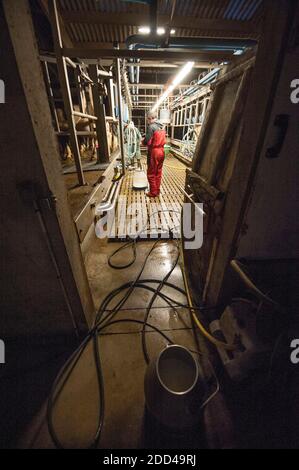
[47,215,221,448]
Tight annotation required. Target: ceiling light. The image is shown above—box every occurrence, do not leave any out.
[233,49,244,55]
[157,27,165,35]
[170,29,176,34]
[151,61,194,112]
[172,61,194,87]
[138,26,150,34]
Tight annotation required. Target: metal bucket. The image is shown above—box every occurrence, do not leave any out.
[144,345,204,431]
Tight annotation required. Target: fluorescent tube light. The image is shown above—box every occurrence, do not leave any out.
[151,61,194,112]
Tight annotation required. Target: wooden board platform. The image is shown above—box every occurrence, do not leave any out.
[108,155,187,240]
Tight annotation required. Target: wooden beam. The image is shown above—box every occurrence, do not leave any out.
[60,11,261,38]
[62,48,233,62]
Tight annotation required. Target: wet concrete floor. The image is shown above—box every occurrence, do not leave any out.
[19,236,233,449]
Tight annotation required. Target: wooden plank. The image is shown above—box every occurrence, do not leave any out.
[210,66,253,185]
[192,77,225,174]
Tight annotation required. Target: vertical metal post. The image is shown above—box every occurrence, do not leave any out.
[49,0,85,186]
[107,78,115,119]
[90,65,110,163]
[195,100,199,123]
[115,53,126,174]
[149,0,158,33]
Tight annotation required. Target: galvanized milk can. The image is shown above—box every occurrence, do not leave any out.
[144,345,204,431]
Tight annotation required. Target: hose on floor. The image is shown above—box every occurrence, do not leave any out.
[180,241,236,351]
[47,210,221,449]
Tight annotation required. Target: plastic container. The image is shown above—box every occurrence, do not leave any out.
[160,108,171,123]
[164,144,171,157]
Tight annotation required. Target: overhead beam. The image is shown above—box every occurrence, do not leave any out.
[62,48,232,62]
[129,83,189,89]
[73,56,218,68]
[130,95,159,98]
[123,61,213,69]
[60,11,261,38]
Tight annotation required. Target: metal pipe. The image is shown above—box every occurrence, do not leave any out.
[115,52,126,175]
[177,184,206,217]
[129,62,135,83]
[172,68,219,107]
[95,179,122,214]
[126,35,256,52]
[128,84,165,89]
[135,62,140,84]
[65,57,77,68]
[230,260,281,309]
[33,199,80,338]
[97,69,112,78]
[149,0,158,33]
[122,67,133,108]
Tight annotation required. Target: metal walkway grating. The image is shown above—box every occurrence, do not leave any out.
[109,155,187,240]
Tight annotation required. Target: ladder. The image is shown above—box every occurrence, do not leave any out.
[47,0,111,186]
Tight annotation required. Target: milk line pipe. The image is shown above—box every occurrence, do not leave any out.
[230,260,281,309]
[115,45,126,176]
[177,184,206,217]
[95,179,122,214]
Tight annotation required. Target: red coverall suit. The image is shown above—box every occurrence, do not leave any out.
[144,122,166,197]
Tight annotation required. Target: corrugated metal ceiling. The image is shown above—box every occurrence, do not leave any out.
[58,0,264,44]
[59,0,263,19]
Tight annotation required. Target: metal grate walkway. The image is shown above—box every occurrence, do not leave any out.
[109,156,187,240]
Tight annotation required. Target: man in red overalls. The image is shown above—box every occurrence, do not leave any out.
[143,111,166,198]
